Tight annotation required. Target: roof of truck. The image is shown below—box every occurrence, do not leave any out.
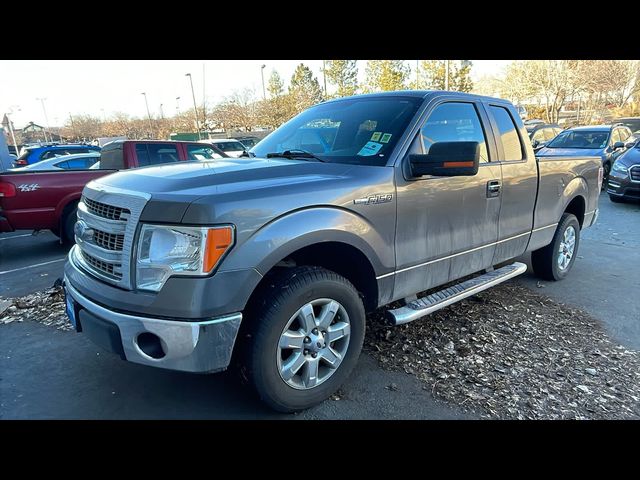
[321,90,513,105]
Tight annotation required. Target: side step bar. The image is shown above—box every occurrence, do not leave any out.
[387,262,527,326]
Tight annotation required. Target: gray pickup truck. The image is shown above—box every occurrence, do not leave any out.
[63,91,602,411]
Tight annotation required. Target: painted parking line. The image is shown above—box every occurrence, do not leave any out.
[0,258,66,275]
[0,233,33,241]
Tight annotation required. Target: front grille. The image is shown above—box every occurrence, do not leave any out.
[93,229,125,251]
[630,166,640,182]
[83,196,130,221]
[81,251,122,280]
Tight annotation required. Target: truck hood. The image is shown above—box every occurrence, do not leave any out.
[92,158,352,196]
[536,147,603,158]
[89,157,369,224]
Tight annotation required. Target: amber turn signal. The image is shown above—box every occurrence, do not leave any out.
[203,227,234,272]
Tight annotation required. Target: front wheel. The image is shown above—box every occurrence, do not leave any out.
[245,266,365,412]
[531,213,580,281]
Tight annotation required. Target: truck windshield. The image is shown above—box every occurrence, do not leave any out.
[251,96,423,166]
[546,130,609,149]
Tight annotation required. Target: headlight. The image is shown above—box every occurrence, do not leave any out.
[611,161,628,175]
[136,224,234,292]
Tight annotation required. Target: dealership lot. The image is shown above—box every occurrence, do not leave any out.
[1,193,638,419]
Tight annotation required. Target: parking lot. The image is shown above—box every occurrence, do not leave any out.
[1,193,639,419]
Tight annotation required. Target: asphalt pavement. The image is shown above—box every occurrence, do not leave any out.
[1,192,638,419]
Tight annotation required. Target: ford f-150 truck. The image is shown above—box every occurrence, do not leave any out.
[63,91,602,412]
[0,140,226,243]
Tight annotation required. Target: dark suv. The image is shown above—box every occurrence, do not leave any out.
[14,143,101,167]
[608,138,640,202]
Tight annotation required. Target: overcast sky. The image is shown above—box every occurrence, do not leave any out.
[0,60,512,128]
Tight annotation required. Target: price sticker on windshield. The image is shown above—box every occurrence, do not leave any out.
[358,141,384,156]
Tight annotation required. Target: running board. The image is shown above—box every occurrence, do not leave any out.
[387,262,527,326]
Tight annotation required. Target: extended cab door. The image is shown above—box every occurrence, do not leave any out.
[392,100,502,301]
[482,102,537,264]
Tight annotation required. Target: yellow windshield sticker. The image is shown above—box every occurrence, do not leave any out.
[380,133,392,143]
[371,132,382,142]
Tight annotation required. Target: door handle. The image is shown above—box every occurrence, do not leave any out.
[487,180,501,198]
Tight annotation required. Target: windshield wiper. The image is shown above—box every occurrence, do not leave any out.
[265,149,327,162]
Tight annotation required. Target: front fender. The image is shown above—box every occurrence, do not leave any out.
[219,207,393,276]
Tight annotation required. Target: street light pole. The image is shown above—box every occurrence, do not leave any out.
[69,113,77,142]
[141,92,153,138]
[36,97,52,143]
[176,97,181,112]
[416,60,420,89]
[6,110,19,156]
[185,73,201,140]
[261,64,266,100]
[160,104,164,120]
[444,60,449,91]
[322,60,327,98]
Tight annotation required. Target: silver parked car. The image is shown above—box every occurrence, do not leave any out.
[10,152,100,172]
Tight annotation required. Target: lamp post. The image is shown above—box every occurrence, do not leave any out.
[176,96,181,112]
[6,106,20,156]
[36,97,51,143]
[160,104,164,120]
[141,92,153,138]
[185,73,201,140]
[261,64,266,100]
[322,60,327,97]
[69,113,77,142]
[444,60,450,91]
[416,60,420,89]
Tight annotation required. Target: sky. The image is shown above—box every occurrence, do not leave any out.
[0,60,513,129]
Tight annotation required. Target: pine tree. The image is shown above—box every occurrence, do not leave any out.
[419,60,473,92]
[363,60,410,93]
[289,63,324,110]
[325,60,358,97]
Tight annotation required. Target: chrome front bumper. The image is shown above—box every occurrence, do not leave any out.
[64,276,242,373]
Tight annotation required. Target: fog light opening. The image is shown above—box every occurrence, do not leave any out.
[136,332,166,359]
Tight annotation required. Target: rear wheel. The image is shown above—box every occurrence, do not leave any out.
[243,266,365,412]
[531,213,580,281]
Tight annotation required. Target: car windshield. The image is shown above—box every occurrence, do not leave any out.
[250,96,423,166]
[546,130,609,149]
[215,141,246,151]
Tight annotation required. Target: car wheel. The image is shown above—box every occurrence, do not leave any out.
[531,213,580,281]
[244,266,365,412]
[62,204,78,245]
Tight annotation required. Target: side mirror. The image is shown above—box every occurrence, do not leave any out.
[625,141,636,149]
[613,141,625,150]
[409,141,480,177]
[531,139,540,148]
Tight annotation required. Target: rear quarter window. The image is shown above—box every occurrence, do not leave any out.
[490,106,525,161]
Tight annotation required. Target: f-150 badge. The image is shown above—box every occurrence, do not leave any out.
[353,194,393,205]
[18,184,40,192]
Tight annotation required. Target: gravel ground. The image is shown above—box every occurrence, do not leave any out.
[365,282,640,419]
[3,283,639,419]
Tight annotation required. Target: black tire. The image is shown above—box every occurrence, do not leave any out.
[243,266,365,412]
[602,162,611,190]
[609,194,625,204]
[531,213,580,281]
[62,205,78,245]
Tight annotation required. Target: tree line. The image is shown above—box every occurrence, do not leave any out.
[55,61,473,141]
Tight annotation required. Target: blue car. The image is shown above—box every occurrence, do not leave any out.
[536,124,635,185]
[13,143,101,167]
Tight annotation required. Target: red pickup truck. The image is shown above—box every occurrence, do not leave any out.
[0,140,227,243]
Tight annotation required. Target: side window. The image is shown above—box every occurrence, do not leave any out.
[420,102,490,163]
[54,161,70,169]
[619,128,630,142]
[532,129,546,142]
[100,143,124,169]
[41,150,62,160]
[65,158,92,169]
[610,129,622,145]
[187,144,222,161]
[135,144,151,166]
[146,143,179,166]
[490,106,524,161]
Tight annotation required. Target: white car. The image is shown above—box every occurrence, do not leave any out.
[10,152,100,171]
[201,138,247,158]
